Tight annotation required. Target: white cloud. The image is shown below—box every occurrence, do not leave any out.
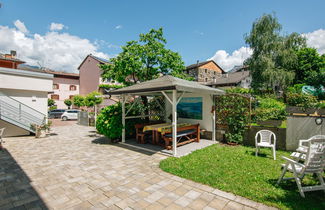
[0,22,110,73]
[209,28,325,71]
[304,29,325,54]
[14,20,28,34]
[208,47,252,71]
[50,23,65,31]
[115,25,122,29]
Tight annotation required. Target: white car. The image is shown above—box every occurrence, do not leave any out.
[61,110,79,121]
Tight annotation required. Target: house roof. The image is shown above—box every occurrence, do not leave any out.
[206,71,250,86]
[107,75,225,95]
[0,54,25,64]
[186,60,225,73]
[77,54,110,70]
[44,69,79,78]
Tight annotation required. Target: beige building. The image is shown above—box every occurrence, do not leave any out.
[46,70,79,109]
[185,60,225,83]
[0,67,53,137]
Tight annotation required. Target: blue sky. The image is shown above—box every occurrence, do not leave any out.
[0,0,324,72]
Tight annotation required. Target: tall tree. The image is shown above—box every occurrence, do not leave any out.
[295,47,325,87]
[100,28,190,86]
[244,14,306,92]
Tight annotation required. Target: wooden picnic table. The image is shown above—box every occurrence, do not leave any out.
[143,123,190,144]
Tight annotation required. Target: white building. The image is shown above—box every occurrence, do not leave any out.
[0,67,53,136]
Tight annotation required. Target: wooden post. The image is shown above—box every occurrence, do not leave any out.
[122,95,126,143]
[212,95,216,142]
[172,90,177,157]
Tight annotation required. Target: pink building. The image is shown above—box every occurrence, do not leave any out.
[78,54,116,109]
[78,54,110,96]
[47,70,79,109]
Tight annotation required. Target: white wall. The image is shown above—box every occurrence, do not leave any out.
[165,92,214,132]
[0,70,52,92]
[0,88,49,115]
[0,67,53,136]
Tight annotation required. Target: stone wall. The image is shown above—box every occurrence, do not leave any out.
[243,126,286,150]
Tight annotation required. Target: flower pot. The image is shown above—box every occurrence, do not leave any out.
[257,120,282,127]
[35,129,47,138]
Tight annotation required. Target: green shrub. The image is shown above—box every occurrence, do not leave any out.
[286,84,305,94]
[316,101,325,109]
[253,97,286,121]
[98,84,125,89]
[216,95,250,144]
[286,93,318,108]
[225,87,252,94]
[96,103,142,140]
[72,95,85,107]
[48,98,55,107]
[84,91,103,107]
[49,105,57,111]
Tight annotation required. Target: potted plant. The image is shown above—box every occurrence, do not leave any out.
[31,121,51,138]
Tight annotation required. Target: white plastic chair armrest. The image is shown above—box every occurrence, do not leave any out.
[298,139,308,147]
[281,156,305,168]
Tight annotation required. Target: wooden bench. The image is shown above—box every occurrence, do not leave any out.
[162,124,200,150]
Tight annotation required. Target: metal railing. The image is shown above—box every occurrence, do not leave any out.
[0,92,45,132]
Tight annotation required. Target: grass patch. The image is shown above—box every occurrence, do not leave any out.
[160,144,325,209]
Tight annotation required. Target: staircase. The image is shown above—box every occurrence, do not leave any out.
[0,92,46,133]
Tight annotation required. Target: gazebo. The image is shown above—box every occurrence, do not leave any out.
[105,75,225,156]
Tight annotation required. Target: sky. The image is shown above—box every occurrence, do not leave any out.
[0,0,324,73]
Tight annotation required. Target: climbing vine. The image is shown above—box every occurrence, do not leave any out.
[216,94,250,144]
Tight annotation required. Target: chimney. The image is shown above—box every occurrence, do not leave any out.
[10,50,16,58]
[196,60,199,65]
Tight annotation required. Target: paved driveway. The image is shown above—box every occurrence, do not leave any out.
[0,124,274,210]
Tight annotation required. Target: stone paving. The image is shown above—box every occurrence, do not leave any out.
[0,124,276,210]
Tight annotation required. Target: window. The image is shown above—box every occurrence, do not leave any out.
[51,94,59,100]
[205,78,208,82]
[69,85,77,91]
[214,72,216,75]
[53,84,59,89]
[205,69,207,73]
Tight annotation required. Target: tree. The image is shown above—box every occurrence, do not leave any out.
[72,95,85,108]
[84,91,103,107]
[244,14,306,92]
[295,47,325,87]
[100,28,190,86]
[64,99,72,109]
[48,98,55,107]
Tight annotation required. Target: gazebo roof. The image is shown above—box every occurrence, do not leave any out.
[107,75,225,95]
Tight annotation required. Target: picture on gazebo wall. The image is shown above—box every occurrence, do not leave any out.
[177,97,202,120]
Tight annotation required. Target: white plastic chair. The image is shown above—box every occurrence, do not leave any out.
[255,130,276,160]
[277,136,325,197]
[290,135,325,161]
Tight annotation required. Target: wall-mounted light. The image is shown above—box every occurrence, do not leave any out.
[32,96,37,102]
[315,117,323,125]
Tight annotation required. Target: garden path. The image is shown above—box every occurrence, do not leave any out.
[0,124,276,209]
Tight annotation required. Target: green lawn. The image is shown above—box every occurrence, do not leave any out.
[160,144,325,210]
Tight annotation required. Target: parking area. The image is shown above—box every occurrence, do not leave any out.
[0,124,274,209]
[50,118,77,127]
